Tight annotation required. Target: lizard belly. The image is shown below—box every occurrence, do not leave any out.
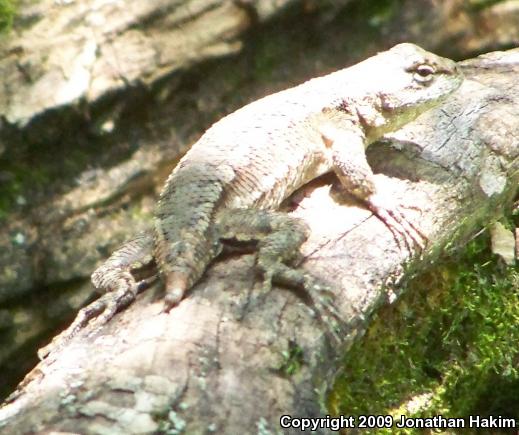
[224,143,330,210]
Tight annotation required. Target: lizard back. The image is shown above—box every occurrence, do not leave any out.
[154,42,462,299]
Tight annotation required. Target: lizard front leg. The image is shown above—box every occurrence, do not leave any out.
[321,124,426,252]
[216,209,341,338]
[38,231,156,359]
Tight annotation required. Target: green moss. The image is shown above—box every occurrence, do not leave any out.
[0,160,52,221]
[251,40,278,82]
[329,229,519,433]
[467,0,508,12]
[358,0,401,28]
[0,125,108,222]
[278,340,305,377]
[0,0,16,33]
[248,0,401,83]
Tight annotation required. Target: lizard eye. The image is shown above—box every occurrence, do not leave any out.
[413,64,435,84]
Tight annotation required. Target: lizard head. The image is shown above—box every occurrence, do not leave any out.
[348,43,463,140]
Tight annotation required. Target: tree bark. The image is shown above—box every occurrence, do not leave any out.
[0,0,323,133]
[2,0,519,389]
[0,48,518,434]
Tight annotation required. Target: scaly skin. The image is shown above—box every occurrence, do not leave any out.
[39,43,462,358]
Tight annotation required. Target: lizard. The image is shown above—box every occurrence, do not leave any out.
[38,43,462,358]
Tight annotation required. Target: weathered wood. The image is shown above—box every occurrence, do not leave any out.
[2,0,518,376]
[0,0,300,131]
[1,49,518,434]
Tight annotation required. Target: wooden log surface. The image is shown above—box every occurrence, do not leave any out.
[0,47,518,434]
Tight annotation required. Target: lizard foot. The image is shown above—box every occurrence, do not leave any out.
[217,208,342,342]
[261,262,342,344]
[38,232,156,359]
[367,192,427,253]
[38,273,156,359]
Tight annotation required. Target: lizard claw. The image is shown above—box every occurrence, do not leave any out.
[367,193,427,254]
[38,272,156,359]
[265,264,343,344]
[37,293,120,360]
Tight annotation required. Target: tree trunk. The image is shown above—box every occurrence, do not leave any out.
[1,48,518,434]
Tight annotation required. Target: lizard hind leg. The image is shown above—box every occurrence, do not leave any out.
[216,208,311,292]
[38,231,156,359]
[217,209,341,338]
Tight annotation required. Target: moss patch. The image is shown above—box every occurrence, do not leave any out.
[467,0,508,12]
[329,229,519,433]
[0,0,16,33]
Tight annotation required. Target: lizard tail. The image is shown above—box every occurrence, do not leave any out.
[163,271,189,310]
